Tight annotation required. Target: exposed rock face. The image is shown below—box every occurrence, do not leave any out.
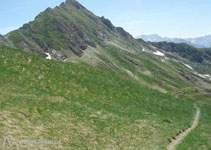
[0,34,10,47]
[101,17,116,31]
[65,0,85,9]
[0,34,5,42]
[116,27,133,40]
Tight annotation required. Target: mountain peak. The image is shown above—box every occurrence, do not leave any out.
[65,0,85,9]
[66,0,76,2]
[5,0,140,60]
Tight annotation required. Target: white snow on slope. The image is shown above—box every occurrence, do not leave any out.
[153,50,165,56]
[182,63,210,80]
[183,63,193,70]
[204,74,211,78]
[45,53,52,60]
[194,72,211,80]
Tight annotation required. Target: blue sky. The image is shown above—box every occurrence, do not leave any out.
[0,0,211,38]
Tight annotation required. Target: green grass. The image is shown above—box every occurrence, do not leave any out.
[0,47,196,149]
[103,44,192,92]
[177,94,211,150]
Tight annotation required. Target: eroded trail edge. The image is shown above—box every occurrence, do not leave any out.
[167,106,200,150]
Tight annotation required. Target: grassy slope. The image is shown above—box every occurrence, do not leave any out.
[6,1,142,59]
[177,93,211,150]
[149,42,211,75]
[104,44,196,92]
[0,47,196,150]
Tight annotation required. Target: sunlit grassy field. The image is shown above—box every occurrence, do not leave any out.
[0,47,197,149]
[177,93,211,150]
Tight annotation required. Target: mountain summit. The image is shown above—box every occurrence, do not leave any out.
[5,0,140,60]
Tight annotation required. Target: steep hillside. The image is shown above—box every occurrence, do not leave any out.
[149,41,211,64]
[1,43,211,149]
[0,47,198,150]
[5,0,141,60]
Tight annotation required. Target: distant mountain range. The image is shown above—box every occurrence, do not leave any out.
[137,34,211,48]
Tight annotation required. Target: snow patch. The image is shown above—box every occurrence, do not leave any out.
[153,50,165,56]
[204,74,211,78]
[183,63,193,70]
[45,53,52,60]
[182,63,210,80]
[142,48,145,51]
[194,72,211,80]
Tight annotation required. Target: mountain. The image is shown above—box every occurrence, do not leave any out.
[0,0,211,149]
[186,35,211,48]
[149,41,211,64]
[137,34,188,44]
[4,0,140,60]
[138,34,211,48]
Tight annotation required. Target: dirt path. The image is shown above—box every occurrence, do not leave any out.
[167,106,200,150]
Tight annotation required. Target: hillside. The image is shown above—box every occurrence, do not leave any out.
[4,0,140,60]
[148,41,211,77]
[0,0,211,149]
[1,47,210,150]
[149,42,211,64]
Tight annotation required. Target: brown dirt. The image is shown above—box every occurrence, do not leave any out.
[167,106,200,150]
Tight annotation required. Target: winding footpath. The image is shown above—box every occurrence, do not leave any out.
[167,106,200,150]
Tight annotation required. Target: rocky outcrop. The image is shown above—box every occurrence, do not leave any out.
[0,34,5,42]
[65,0,85,9]
[101,17,116,32]
[0,34,10,47]
[116,27,133,40]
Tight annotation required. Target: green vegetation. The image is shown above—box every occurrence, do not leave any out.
[0,47,197,149]
[177,93,211,150]
[0,0,210,149]
[150,42,211,64]
[6,0,141,58]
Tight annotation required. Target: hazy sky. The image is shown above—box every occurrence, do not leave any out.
[0,0,211,38]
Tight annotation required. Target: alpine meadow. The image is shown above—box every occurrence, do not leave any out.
[0,0,211,150]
